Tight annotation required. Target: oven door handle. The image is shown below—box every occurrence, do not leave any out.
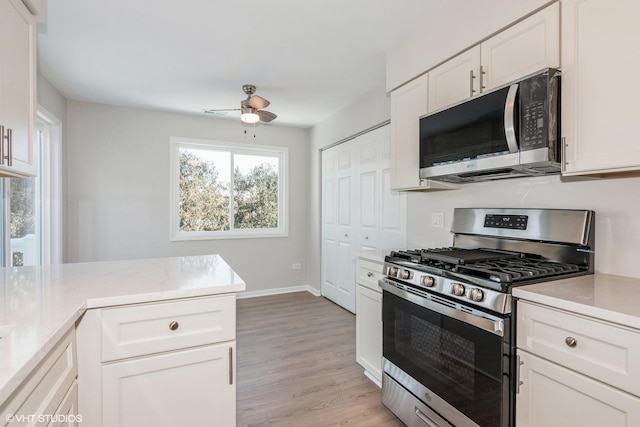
[380,278,505,336]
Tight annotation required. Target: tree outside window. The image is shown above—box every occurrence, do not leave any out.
[171,138,287,240]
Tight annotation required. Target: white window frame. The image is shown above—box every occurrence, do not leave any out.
[170,136,288,241]
[37,106,63,265]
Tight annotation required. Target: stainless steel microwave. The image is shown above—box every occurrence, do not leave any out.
[419,68,560,183]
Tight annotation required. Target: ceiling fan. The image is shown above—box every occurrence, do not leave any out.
[204,84,277,124]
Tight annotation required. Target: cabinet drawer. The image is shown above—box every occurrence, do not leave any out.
[517,301,640,396]
[101,295,235,362]
[1,329,77,427]
[357,258,384,292]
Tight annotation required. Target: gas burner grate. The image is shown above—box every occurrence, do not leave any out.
[456,258,581,283]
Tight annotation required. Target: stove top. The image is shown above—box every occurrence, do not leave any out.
[381,208,595,314]
[387,247,582,286]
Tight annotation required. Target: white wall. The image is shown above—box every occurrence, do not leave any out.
[309,81,390,290]
[65,100,311,294]
[37,73,67,123]
[406,174,640,279]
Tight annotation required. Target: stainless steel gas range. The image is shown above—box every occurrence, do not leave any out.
[380,208,595,427]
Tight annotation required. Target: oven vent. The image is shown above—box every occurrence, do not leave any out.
[400,283,431,300]
[459,305,474,314]
[431,294,457,310]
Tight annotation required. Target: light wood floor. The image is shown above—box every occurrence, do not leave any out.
[236,292,403,427]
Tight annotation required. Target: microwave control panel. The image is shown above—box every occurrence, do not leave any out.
[520,72,554,150]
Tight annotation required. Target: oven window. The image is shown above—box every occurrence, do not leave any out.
[383,291,506,427]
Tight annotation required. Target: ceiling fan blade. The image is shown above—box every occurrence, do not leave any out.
[247,95,270,110]
[203,108,241,114]
[258,110,277,123]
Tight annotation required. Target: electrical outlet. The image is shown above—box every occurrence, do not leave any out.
[292,263,301,270]
[431,212,444,228]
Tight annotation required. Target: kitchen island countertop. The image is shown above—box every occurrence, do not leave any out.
[514,273,640,330]
[0,254,245,405]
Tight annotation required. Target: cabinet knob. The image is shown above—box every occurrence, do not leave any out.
[565,336,577,348]
[169,321,180,331]
[367,272,374,278]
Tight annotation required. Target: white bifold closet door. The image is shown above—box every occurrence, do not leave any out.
[321,124,406,313]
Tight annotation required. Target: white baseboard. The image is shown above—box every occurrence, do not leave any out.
[364,370,382,388]
[236,284,321,299]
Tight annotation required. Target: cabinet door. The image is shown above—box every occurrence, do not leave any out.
[0,0,36,177]
[390,73,428,190]
[428,47,480,113]
[516,350,640,427]
[562,0,640,175]
[355,285,382,385]
[102,342,235,427]
[379,133,406,249]
[481,3,559,91]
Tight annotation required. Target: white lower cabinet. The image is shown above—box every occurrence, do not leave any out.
[76,295,237,427]
[102,343,235,427]
[47,381,78,427]
[516,350,640,427]
[516,300,640,426]
[0,329,78,427]
[355,256,383,385]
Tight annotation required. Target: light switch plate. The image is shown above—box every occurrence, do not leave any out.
[431,212,444,228]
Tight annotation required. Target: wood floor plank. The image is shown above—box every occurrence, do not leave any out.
[236,292,403,427]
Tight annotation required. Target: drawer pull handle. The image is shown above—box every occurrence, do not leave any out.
[367,272,374,278]
[169,321,180,331]
[565,337,577,347]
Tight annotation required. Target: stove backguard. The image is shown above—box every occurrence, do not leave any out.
[451,208,595,274]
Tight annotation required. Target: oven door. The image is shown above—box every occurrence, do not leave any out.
[381,279,511,427]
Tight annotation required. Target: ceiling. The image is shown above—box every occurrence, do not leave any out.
[37,0,451,128]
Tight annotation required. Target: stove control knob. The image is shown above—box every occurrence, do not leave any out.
[399,269,411,280]
[421,276,435,288]
[469,288,485,302]
[451,283,466,297]
[388,266,399,277]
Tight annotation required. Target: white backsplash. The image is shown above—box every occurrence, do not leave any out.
[407,174,640,279]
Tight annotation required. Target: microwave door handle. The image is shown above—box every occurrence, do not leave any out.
[504,83,519,153]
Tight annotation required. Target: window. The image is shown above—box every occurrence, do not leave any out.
[170,137,287,240]
[0,108,62,266]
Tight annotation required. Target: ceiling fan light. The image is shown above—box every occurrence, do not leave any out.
[241,112,260,124]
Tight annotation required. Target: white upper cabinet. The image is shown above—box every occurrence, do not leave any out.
[390,3,558,190]
[480,3,559,91]
[390,74,428,189]
[561,0,640,175]
[390,74,457,191]
[427,2,559,114]
[428,48,481,113]
[0,0,37,177]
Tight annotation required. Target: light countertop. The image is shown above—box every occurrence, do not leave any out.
[513,273,640,330]
[0,254,245,405]
[357,249,391,263]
